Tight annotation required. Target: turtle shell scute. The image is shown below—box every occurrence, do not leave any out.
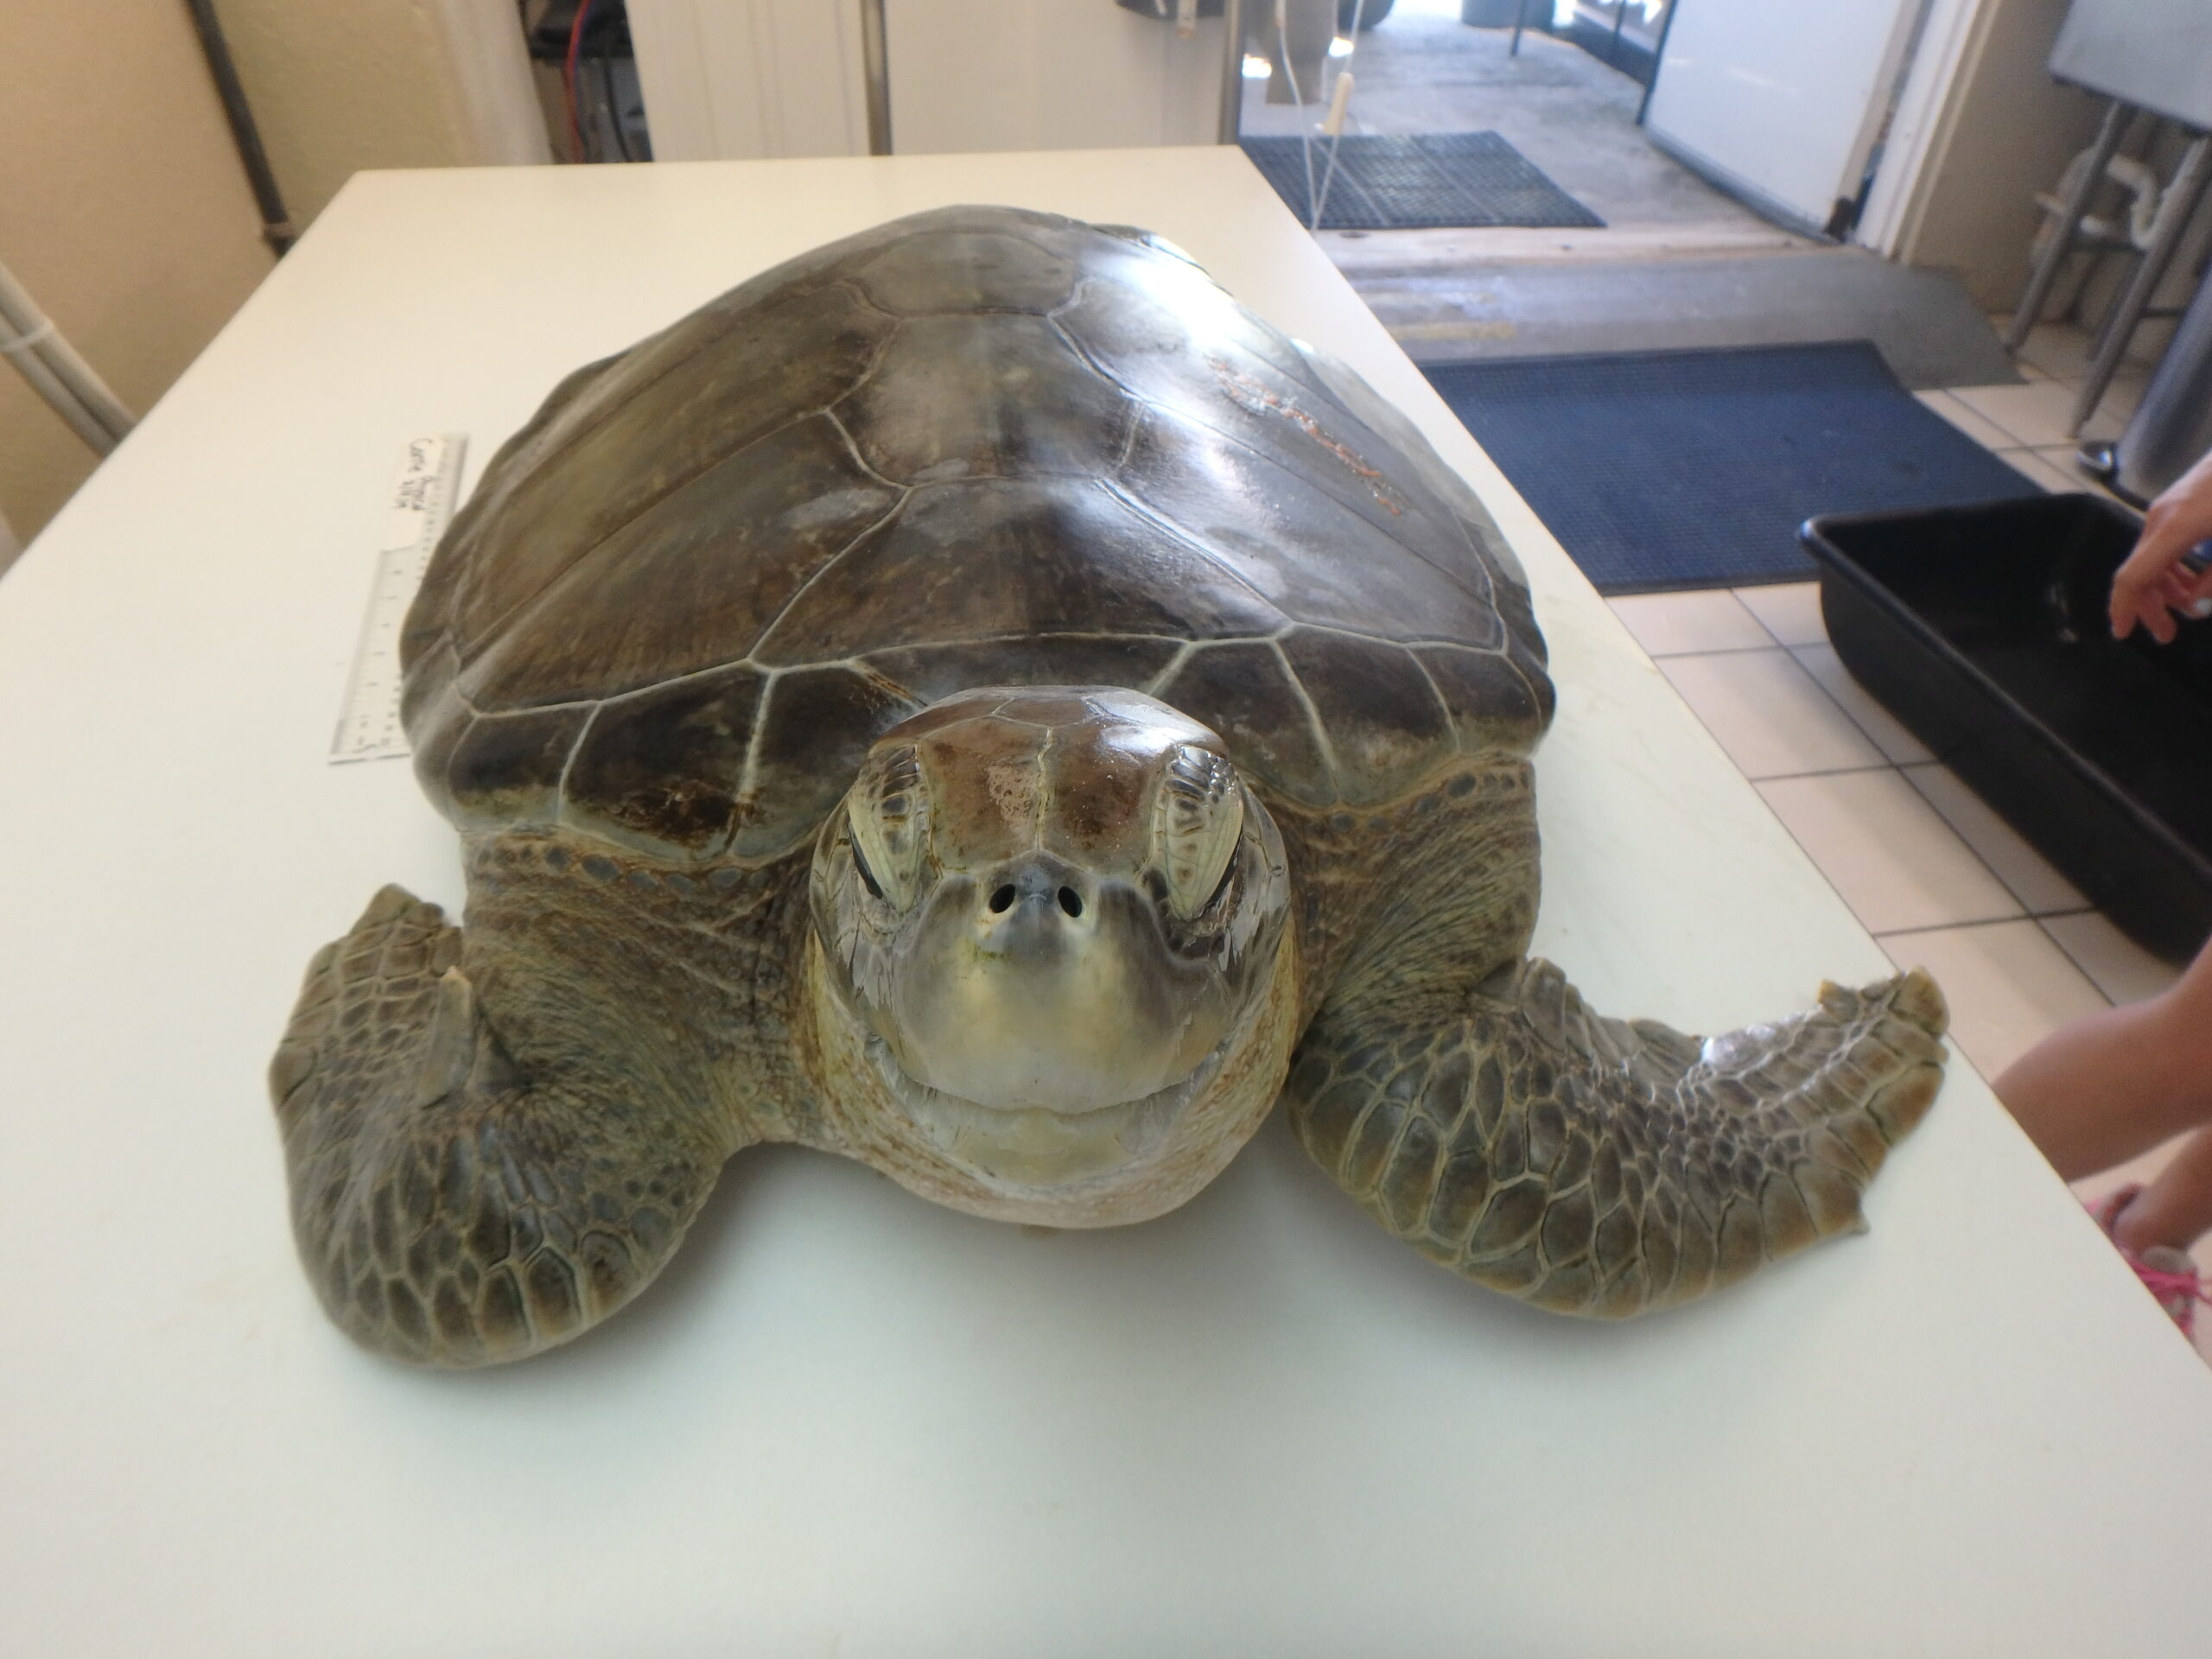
[561,664,769,855]
[401,203,1550,861]
[849,226,1077,316]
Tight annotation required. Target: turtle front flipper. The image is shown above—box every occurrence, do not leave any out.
[1286,959,1948,1317]
[270,887,726,1367]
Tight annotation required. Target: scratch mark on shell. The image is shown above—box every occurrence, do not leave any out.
[1206,356,1405,516]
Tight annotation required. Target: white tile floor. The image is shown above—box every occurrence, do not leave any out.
[1609,579,2171,1046]
[1602,322,2210,1354]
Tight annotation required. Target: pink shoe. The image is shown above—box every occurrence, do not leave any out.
[2088,1185,2206,1336]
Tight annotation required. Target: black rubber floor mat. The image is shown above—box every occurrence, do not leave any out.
[1241,132,1604,231]
[1422,340,2046,594]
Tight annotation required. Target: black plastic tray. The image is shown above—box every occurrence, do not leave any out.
[1801,493,2212,961]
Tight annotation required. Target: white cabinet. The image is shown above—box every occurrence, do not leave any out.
[632,0,1227,162]
[628,0,872,161]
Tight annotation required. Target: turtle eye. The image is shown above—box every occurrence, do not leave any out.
[1202,847,1239,913]
[1152,744,1243,920]
[848,746,929,911]
[848,836,886,902]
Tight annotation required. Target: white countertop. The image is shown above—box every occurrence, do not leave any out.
[3,147,2206,1656]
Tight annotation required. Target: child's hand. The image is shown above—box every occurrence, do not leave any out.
[2113,447,2212,643]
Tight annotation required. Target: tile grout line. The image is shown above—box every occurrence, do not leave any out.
[1890,766,2099,919]
[1764,647,1929,771]
[1745,761,1897,784]
[1612,454,2120,964]
[1601,461,2176,1110]
[1878,910,2094,944]
[1643,627,1933,932]
[1631,627,2084,923]
[1760,749,2048,934]
[1654,630,1914,771]
[1609,589,1791,658]
[1638,641,1790,660]
[1652,620,2037,933]
[2032,917,2113,1009]
[1725,576,2135,986]
[1770,638,1927,763]
[1748,767,2034,938]
[2031,914,2145,1012]
[1868,912,2031,943]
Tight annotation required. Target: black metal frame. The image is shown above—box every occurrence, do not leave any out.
[183,0,295,255]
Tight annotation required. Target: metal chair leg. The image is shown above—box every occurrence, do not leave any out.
[2073,131,2212,435]
[2003,99,2126,354]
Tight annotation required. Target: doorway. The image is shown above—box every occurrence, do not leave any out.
[1234,0,1780,239]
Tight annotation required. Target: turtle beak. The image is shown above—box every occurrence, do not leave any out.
[886,858,1230,1115]
[973,856,1094,963]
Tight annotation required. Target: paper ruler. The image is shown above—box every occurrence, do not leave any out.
[329,435,467,762]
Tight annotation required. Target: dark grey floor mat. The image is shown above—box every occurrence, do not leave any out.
[1362,249,2020,389]
[1241,133,1605,231]
[1422,340,2044,594]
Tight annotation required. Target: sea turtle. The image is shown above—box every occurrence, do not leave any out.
[270,205,1948,1367]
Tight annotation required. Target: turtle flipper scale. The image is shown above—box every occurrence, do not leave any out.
[1286,958,1948,1317]
[270,886,722,1367]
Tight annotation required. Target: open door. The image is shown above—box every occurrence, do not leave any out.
[1642,0,1924,237]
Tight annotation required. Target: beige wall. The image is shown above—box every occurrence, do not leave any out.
[215,0,550,232]
[1894,0,2105,310]
[1894,0,2212,354]
[0,0,276,547]
[0,0,552,555]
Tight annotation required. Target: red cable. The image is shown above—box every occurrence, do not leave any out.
[563,0,595,163]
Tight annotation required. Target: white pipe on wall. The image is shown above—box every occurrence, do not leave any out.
[0,260,135,456]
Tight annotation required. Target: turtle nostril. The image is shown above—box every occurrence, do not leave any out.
[988,884,1016,913]
[1058,887,1083,918]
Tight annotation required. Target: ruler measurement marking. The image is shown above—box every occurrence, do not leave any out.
[330,435,467,763]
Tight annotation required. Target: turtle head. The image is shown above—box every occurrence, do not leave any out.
[807,686,1296,1223]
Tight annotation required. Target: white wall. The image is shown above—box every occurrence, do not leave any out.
[630,0,871,162]
[632,0,1226,162]
[887,0,1225,155]
[1871,0,2106,309]
[0,0,275,541]
[216,0,548,229]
